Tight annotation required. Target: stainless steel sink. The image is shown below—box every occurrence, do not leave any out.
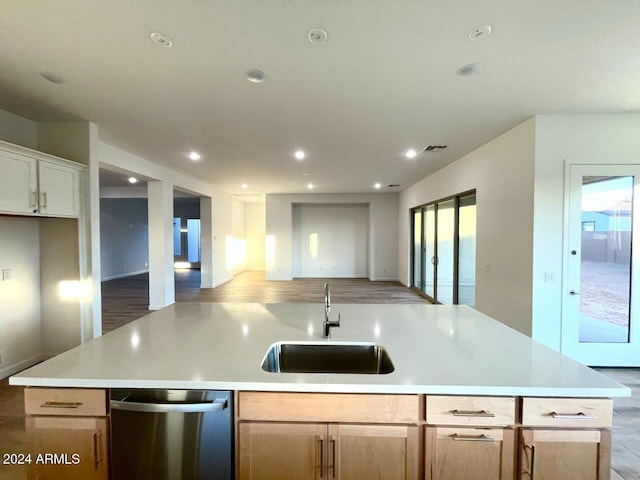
[261,342,395,374]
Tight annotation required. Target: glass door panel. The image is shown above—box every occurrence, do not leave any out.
[578,176,632,343]
[458,194,477,306]
[436,199,455,304]
[424,205,435,298]
[413,210,423,291]
[564,164,640,366]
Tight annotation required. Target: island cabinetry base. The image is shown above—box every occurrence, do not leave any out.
[24,387,110,480]
[237,392,421,480]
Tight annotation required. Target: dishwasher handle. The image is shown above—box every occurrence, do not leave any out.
[111,397,227,413]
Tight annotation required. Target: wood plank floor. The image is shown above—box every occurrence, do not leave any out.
[1,270,638,479]
[102,269,430,333]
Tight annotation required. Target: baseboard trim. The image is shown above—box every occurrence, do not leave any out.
[0,355,45,380]
[102,269,149,282]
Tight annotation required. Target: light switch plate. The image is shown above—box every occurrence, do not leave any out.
[1,269,11,281]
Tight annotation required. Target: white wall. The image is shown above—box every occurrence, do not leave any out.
[292,204,369,278]
[0,217,42,377]
[0,109,37,149]
[399,119,536,335]
[39,218,81,356]
[266,193,397,281]
[100,198,149,280]
[532,114,640,350]
[245,202,266,271]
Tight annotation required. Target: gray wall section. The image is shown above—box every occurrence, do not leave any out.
[100,198,149,280]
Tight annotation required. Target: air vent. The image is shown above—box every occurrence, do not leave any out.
[423,145,447,153]
[388,184,401,188]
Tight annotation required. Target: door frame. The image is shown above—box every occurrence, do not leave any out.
[561,160,640,366]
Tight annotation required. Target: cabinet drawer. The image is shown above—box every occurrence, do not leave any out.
[426,396,516,426]
[25,388,108,417]
[238,392,419,423]
[521,397,612,428]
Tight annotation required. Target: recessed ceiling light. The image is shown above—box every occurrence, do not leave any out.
[40,72,65,84]
[241,183,248,190]
[374,182,382,190]
[294,150,306,160]
[405,149,417,159]
[307,183,314,190]
[468,25,492,41]
[246,69,266,83]
[457,63,482,76]
[149,32,174,48]
[128,177,138,184]
[188,151,201,161]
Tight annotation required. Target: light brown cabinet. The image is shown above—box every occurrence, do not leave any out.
[425,426,515,480]
[425,396,516,480]
[24,388,109,480]
[519,429,610,480]
[238,422,418,480]
[518,397,612,480]
[237,392,421,480]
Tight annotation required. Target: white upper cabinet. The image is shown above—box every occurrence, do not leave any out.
[0,141,83,218]
[38,160,80,217]
[0,149,38,214]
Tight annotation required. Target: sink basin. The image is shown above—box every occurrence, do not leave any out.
[261,342,395,374]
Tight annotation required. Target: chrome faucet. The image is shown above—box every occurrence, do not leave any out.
[323,283,340,339]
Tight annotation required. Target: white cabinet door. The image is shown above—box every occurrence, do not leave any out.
[0,150,38,214]
[38,160,80,217]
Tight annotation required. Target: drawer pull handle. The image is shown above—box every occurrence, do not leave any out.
[317,436,324,478]
[93,432,104,470]
[451,409,495,417]
[522,443,535,477]
[40,401,83,409]
[451,433,495,442]
[550,411,596,420]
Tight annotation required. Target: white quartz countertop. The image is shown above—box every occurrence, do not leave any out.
[11,303,630,397]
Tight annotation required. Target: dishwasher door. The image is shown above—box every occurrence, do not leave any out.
[110,389,233,480]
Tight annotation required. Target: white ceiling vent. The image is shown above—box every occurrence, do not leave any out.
[422,145,447,153]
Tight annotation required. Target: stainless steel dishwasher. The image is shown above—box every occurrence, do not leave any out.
[110,389,233,480]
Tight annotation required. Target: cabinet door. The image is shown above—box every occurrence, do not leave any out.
[238,422,326,480]
[331,424,419,480]
[426,426,514,480]
[26,416,108,480]
[0,150,37,214]
[38,160,80,217]
[519,429,610,480]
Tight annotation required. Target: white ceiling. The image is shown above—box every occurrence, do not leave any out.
[0,1,638,195]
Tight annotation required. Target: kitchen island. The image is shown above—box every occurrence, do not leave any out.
[10,303,630,479]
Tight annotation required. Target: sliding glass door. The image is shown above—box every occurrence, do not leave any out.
[411,192,476,305]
